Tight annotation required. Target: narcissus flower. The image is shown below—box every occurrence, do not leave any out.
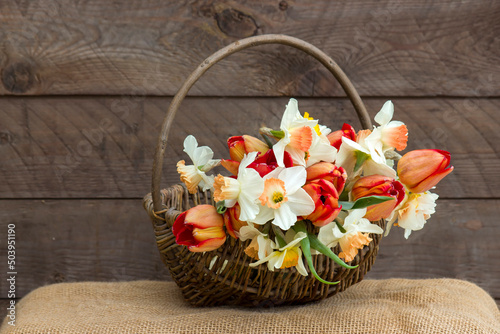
[397,149,454,193]
[177,135,220,194]
[304,130,338,167]
[239,224,274,260]
[335,137,397,179]
[302,179,341,227]
[213,152,264,222]
[387,191,439,239]
[364,101,408,164]
[249,230,308,276]
[227,135,269,162]
[318,208,383,262]
[172,205,226,252]
[351,175,405,221]
[273,99,318,167]
[253,166,315,230]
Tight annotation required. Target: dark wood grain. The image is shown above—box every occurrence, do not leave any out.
[0,0,498,96]
[1,97,498,199]
[0,199,498,306]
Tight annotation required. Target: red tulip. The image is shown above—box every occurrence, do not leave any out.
[327,123,356,150]
[222,149,293,177]
[228,135,269,162]
[172,205,226,252]
[223,203,247,239]
[302,179,341,227]
[351,175,405,221]
[397,149,454,193]
[306,162,347,194]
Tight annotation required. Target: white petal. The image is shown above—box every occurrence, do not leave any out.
[344,208,367,227]
[363,159,397,178]
[278,166,307,194]
[192,146,214,167]
[295,248,308,276]
[278,232,306,251]
[306,135,337,167]
[183,135,198,158]
[281,98,300,129]
[239,225,261,241]
[239,152,259,170]
[287,188,315,216]
[286,147,307,167]
[273,205,298,230]
[374,100,394,126]
[253,206,275,225]
[238,194,260,222]
[273,136,289,168]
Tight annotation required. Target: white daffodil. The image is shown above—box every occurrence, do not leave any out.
[253,166,315,230]
[335,137,396,179]
[273,99,318,167]
[318,208,383,262]
[387,191,439,239]
[176,135,220,193]
[364,101,408,164]
[213,152,264,222]
[305,130,338,167]
[249,230,308,276]
[239,224,275,260]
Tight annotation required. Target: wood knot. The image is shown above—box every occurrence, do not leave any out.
[2,62,35,93]
[279,1,288,10]
[215,8,258,38]
[0,131,13,145]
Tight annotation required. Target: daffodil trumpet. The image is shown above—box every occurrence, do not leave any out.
[293,221,340,285]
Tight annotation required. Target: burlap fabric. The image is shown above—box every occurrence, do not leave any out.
[1,279,499,334]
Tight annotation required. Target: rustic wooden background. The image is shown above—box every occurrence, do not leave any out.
[1,0,499,314]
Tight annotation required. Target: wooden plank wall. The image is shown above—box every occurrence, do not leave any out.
[1,0,499,313]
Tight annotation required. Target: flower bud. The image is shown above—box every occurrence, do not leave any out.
[227,135,269,162]
[223,203,247,239]
[306,162,347,194]
[397,149,453,193]
[327,123,356,150]
[351,175,405,221]
[302,179,341,227]
[172,205,226,252]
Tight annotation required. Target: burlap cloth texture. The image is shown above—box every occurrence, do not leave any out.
[1,279,499,334]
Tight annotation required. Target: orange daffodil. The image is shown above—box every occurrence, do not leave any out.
[272,99,336,167]
[173,98,453,283]
[176,135,220,194]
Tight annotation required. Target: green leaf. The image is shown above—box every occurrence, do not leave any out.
[353,150,370,172]
[272,225,287,248]
[216,201,227,214]
[335,221,347,234]
[308,234,358,270]
[339,195,394,211]
[293,221,340,285]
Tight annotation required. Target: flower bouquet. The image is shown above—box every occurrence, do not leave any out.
[173,99,453,286]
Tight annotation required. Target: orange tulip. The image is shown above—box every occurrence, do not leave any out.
[306,162,347,194]
[327,123,356,150]
[223,203,247,239]
[397,149,453,193]
[302,179,341,227]
[172,205,226,252]
[227,135,269,162]
[351,175,405,221]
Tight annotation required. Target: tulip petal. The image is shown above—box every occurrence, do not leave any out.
[410,166,454,193]
[188,236,226,252]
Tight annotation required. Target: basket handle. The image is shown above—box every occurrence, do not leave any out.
[152,34,371,212]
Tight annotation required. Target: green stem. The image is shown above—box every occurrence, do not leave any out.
[293,221,340,285]
[272,225,287,248]
[308,234,358,270]
[261,133,274,149]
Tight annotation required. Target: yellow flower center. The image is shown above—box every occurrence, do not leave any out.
[303,112,321,135]
[272,191,284,204]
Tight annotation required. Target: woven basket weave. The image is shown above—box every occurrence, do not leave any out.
[143,34,384,307]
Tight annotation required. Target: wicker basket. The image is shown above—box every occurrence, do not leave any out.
[143,34,384,307]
